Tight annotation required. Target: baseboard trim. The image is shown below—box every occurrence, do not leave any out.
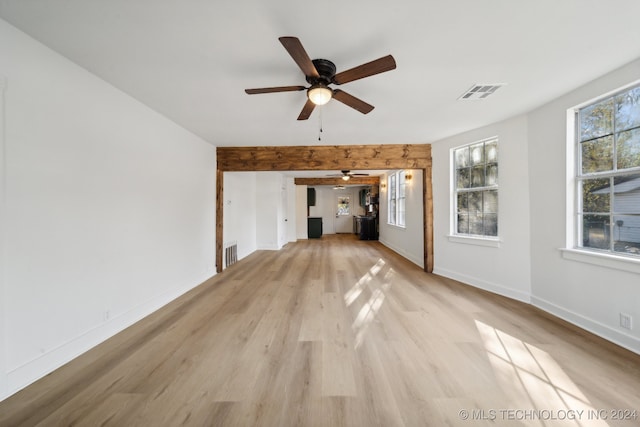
[531,296,640,355]
[379,239,424,269]
[256,244,283,250]
[3,274,214,401]
[432,267,531,303]
[431,267,639,355]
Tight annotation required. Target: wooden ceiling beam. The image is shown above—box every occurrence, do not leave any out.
[217,144,431,171]
[294,177,380,186]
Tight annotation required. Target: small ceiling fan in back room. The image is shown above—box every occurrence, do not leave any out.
[245,37,396,120]
[326,170,369,181]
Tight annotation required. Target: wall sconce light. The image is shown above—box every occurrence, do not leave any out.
[380,182,386,189]
[405,172,413,181]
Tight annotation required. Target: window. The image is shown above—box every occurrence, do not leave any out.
[453,138,499,237]
[387,170,406,227]
[575,84,640,257]
[337,196,350,215]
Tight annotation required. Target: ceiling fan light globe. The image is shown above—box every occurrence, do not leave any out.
[342,175,350,181]
[308,85,332,105]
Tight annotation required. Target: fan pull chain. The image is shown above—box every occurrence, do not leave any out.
[318,107,323,141]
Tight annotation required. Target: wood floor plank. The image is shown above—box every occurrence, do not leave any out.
[1,234,639,426]
[67,393,145,427]
[298,280,325,342]
[321,292,357,397]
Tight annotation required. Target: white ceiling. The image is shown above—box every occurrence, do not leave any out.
[1,0,640,150]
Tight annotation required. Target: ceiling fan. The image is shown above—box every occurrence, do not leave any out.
[327,170,370,181]
[245,36,396,120]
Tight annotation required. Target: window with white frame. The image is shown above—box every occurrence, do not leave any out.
[453,138,499,237]
[575,83,640,257]
[387,170,406,227]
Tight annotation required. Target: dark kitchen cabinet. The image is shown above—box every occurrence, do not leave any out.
[307,188,316,206]
[307,217,322,238]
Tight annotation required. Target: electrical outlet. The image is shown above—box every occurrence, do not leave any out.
[620,313,633,330]
[103,310,111,321]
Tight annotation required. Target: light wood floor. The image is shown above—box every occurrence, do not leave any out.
[1,234,639,426]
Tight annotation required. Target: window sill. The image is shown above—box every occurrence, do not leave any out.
[447,235,501,248]
[387,223,406,230]
[560,248,640,274]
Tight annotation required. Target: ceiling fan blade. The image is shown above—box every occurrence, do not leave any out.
[327,169,369,177]
[279,36,319,78]
[297,99,316,120]
[245,86,306,95]
[332,89,374,114]
[332,55,396,85]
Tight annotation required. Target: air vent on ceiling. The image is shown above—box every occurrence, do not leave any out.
[458,83,505,100]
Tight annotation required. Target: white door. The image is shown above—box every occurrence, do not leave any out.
[278,184,287,247]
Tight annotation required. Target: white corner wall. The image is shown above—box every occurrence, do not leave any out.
[379,170,425,268]
[223,172,258,263]
[527,58,640,353]
[0,20,216,400]
[256,172,287,250]
[431,115,532,302]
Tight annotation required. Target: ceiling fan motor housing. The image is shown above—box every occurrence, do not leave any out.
[307,59,336,85]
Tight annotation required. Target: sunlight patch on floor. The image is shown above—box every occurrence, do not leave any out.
[475,320,610,427]
[345,258,393,350]
[343,258,386,306]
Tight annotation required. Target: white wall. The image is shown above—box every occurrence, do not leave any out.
[223,172,257,263]
[431,116,532,302]
[527,59,640,352]
[1,75,8,399]
[0,20,216,400]
[379,170,425,268]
